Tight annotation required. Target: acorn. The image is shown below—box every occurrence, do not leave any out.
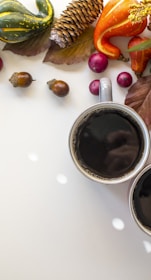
[9,72,34,87]
[47,79,69,97]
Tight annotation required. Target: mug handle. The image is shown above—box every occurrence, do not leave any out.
[99,77,113,102]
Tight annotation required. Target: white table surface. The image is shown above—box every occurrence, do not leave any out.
[0,0,151,279]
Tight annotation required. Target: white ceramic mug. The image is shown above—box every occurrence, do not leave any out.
[69,78,150,184]
[129,164,151,236]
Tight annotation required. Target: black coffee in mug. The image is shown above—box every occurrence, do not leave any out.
[69,78,150,184]
[74,108,144,179]
[132,169,151,229]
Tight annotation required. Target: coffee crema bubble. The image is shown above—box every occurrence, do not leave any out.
[73,109,144,179]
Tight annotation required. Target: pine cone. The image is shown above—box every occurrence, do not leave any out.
[50,0,103,48]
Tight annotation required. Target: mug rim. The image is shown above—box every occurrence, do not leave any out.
[129,164,151,236]
[69,102,150,184]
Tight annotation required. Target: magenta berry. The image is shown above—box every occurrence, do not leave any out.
[88,52,108,73]
[89,79,100,95]
[117,72,133,87]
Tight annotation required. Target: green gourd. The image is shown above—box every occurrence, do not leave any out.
[0,0,35,15]
[36,0,53,16]
[0,0,54,43]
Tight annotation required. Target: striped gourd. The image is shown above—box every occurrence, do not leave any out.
[0,0,34,15]
[36,0,53,16]
[0,0,54,43]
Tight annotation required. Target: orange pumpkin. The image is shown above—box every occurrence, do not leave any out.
[128,36,151,77]
[94,0,147,59]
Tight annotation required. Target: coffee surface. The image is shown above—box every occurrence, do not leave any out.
[76,110,143,178]
[133,169,151,229]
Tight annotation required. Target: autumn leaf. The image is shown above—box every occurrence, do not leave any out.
[3,27,51,56]
[43,26,95,65]
[125,75,151,128]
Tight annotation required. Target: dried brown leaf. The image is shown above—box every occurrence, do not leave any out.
[43,26,95,65]
[3,27,51,56]
[125,75,151,128]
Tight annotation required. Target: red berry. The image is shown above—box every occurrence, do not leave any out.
[117,72,133,87]
[88,52,108,73]
[89,79,100,95]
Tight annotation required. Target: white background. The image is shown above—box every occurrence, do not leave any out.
[0,0,151,279]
